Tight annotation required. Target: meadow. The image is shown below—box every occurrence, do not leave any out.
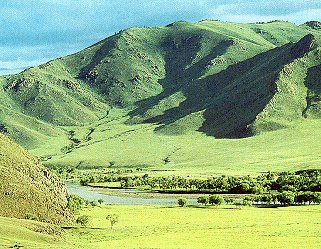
[31,111,321,177]
[2,204,321,249]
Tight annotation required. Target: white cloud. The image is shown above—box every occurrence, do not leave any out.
[209,7,321,24]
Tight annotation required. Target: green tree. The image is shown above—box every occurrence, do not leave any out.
[178,198,188,207]
[106,214,119,229]
[67,194,85,212]
[278,191,295,206]
[197,196,209,206]
[98,199,104,205]
[76,215,91,227]
[209,195,224,206]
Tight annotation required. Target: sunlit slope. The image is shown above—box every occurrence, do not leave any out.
[0,217,63,249]
[0,134,70,223]
[31,111,321,176]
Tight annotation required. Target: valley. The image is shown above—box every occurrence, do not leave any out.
[1,19,321,248]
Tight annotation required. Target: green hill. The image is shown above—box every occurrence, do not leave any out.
[0,20,321,174]
[0,134,70,223]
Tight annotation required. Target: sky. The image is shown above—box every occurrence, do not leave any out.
[1,0,321,75]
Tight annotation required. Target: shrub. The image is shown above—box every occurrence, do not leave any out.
[242,200,253,207]
[278,191,295,206]
[90,200,98,207]
[76,215,91,227]
[67,194,85,212]
[25,213,37,220]
[197,196,209,205]
[209,195,224,206]
[178,198,188,207]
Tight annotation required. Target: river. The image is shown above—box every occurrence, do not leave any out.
[66,183,197,205]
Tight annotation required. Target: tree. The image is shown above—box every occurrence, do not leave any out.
[224,198,234,205]
[98,199,104,205]
[106,214,119,229]
[233,200,243,209]
[90,200,98,207]
[178,198,188,207]
[197,196,209,206]
[278,191,295,206]
[260,195,273,205]
[67,194,85,212]
[312,192,321,204]
[209,195,224,206]
[76,215,91,227]
[242,200,253,207]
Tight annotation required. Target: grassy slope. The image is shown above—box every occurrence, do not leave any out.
[0,217,63,249]
[4,205,321,249]
[32,114,321,176]
[1,20,321,174]
[0,134,70,223]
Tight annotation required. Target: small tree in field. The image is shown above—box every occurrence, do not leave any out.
[98,199,104,205]
[197,196,209,206]
[209,195,224,206]
[106,214,119,229]
[178,198,188,207]
[76,215,91,227]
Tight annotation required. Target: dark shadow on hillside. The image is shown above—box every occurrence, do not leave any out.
[129,34,315,138]
[302,64,321,118]
[128,31,234,119]
[78,35,118,82]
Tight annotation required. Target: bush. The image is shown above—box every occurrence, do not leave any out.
[197,196,209,205]
[76,215,91,227]
[67,194,85,212]
[209,195,224,206]
[242,200,253,207]
[25,213,37,220]
[278,191,295,206]
[90,200,98,207]
[178,198,188,207]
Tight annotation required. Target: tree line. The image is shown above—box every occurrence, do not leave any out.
[80,169,321,195]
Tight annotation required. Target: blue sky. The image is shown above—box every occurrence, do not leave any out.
[1,0,321,75]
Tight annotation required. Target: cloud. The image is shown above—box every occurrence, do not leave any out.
[209,1,321,23]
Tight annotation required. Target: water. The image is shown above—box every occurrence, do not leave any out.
[66,183,196,205]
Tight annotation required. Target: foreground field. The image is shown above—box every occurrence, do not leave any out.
[3,205,321,248]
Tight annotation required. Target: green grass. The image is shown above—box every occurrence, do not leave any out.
[3,204,321,248]
[0,217,63,249]
[30,111,321,176]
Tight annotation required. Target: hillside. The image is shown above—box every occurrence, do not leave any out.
[0,20,321,174]
[0,134,70,223]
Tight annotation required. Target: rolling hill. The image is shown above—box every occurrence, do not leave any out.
[0,133,70,223]
[0,20,320,175]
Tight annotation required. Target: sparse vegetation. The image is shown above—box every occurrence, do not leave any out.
[106,214,119,229]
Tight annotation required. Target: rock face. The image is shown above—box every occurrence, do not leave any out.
[0,134,70,223]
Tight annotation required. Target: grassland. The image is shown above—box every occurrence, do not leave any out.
[0,217,63,249]
[30,110,321,176]
[2,204,321,248]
